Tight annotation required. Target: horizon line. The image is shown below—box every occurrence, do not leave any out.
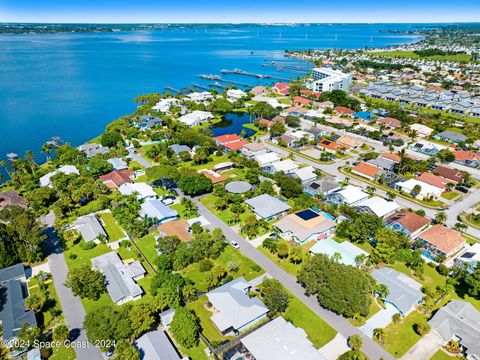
[2,21,480,25]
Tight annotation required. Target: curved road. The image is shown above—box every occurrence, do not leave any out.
[188,194,394,360]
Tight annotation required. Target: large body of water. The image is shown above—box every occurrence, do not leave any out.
[0,24,421,165]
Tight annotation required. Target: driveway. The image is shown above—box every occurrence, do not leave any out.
[318,333,350,360]
[128,148,153,168]
[187,193,394,360]
[42,214,103,360]
[401,331,444,360]
[359,303,398,338]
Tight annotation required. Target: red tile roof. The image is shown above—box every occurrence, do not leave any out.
[317,139,348,152]
[99,169,134,188]
[214,134,241,144]
[273,82,289,94]
[293,96,312,105]
[387,211,430,234]
[453,151,480,161]
[417,172,450,189]
[381,153,401,162]
[334,106,355,115]
[224,139,249,151]
[352,162,381,178]
[418,224,465,255]
[300,90,321,98]
[433,166,464,183]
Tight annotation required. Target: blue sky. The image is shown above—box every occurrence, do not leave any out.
[2,0,480,23]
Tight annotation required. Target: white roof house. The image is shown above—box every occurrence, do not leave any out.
[310,238,368,267]
[91,251,146,305]
[186,92,213,102]
[178,110,213,126]
[269,159,299,174]
[139,199,178,224]
[355,197,399,218]
[395,178,443,200]
[152,98,179,113]
[292,166,317,183]
[135,330,181,360]
[325,185,369,206]
[39,165,80,188]
[255,152,281,167]
[107,158,128,170]
[118,182,157,200]
[409,123,434,137]
[454,242,480,269]
[227,89,247,102]
[241,317,326,360]
[206,277,268,336]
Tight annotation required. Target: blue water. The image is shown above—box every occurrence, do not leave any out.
[211,112,255,137]
[421,250,436,261]
[0,24,421,167]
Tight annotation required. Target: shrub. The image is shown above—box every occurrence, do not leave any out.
[69,253,77,260]
[80,241,96,250]
[436,264,449,276]
[415,322,431,335]
[199,259,213,272]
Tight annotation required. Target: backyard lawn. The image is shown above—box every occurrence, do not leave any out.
[63,236,111,269]
[284,293,337,348]
[133,233,158,267]
[383,310,427,358]
[182,246,264,292]
[430,349,460,360]
[99,211,125,241]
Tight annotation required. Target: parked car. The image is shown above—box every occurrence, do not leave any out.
[229,240,240,249]
[161,198,174,205]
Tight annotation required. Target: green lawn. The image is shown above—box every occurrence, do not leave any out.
[180,340,209,360]
[28,278,64,329]
[258,245,302,276]
[430,349,460,360]
[187,295,232,344]
[383,310,427,358]
[170,202,198,220]
[50,345,76,360]
[133,233,158,267]
[369,50,475,63]
[349,297,383,326]
[284,293,337,348]
[64,237,111,269]
[99,211,125,241]
[182,246,264,292]
[441,191,460,201]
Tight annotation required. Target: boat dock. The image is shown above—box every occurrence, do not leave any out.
[198,74,221,80]
[221,68,290,82]
[164,86,182,94]
[192,83,211,91]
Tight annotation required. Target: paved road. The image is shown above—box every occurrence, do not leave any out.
[42,213,103,360]
[128,148,153,168]
[188,194,394,360]
[264,141,480,238]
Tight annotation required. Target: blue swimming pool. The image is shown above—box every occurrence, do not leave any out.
[421,250,436,261]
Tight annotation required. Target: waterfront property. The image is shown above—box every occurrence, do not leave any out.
[78,143,109,158]
[306,67,352,93]
[206,277,268,336]
[39,165,79,188]
[371,267,423,316]
[245,194,291,220]
[91,251,146,305]
[275,209,336,244]
[178,110,213,126]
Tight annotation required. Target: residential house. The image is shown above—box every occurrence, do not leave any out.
[119,182,157,200]
[100,169,134,188]
[0,264,37,343]
[264,159,299,175]
[245,194,291,221]
[135,330,181,360]
[378,117,401,129]
[168,144,191,155]
[454,243,480,270]
[250,86,267,96]
[351,162,382,181]
[107,158,128,170]
[409,123,433,137]
[241,317,326,360]
[429,300,480,360]
[213,162,234,172]
[206,277,268,336]
[417,172,451,190]
[272,82,289,95]
[255,152,281,168]
[135,115,163,131]
[324,185,369,206]
[227,89,247,102]
[334,106,355,116]
[275,209,336,244]
[157,219,192,242]
[291,166,317,184]
[385,211,430,238]
[198,169,229,184]
[336,134,362,148]
[310,238,368,267]
[39,165,80,188]
[140,199,178,224]
[214,134,249,151]
[241,143,267,158]
[293,96,312,106]
[416,225,466,260]
[316,139,348,154]
[78,143,110,158]
[433,165,465,185]
[178,110,213,126]
[410,140,447,156]
[453,151,480,168]
[258,118,274,128]
[284,106,307,117]
[434,131,467,144]
[371,267,423,316]
[395,178,443,200]
[0,190,26,210]
[355,197,399,219]
[152,98,179,114]
[379,152,401,163]
[72,214,107,243]
[186,92,213,103]
[91,252,146,305]
[367,157,396,172]
[303,179,340,197]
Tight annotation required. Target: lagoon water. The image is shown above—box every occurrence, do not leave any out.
[0,24,420,164]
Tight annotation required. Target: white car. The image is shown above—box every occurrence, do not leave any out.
[229,240,240,249]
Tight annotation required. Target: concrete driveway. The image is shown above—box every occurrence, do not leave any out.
[401,332,444,360]
[359,303,398,338]
[318,333,350,360]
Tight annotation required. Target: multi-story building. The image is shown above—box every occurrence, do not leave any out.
[306,67,352,92]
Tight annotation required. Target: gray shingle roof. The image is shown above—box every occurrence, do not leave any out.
[0,263,25,283]
[371,268,423,315]
[429,300,480,358]
[435,131,467,143]
[135,330,181,360]
[245,194,291,219]
[73,215,107,243]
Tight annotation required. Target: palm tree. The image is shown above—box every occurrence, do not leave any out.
[0,160,11,178]
[435,211,447,224]
[454,222,468,233]
[376,283,390,299]
[373,328,385,345]
[41,142,54,161]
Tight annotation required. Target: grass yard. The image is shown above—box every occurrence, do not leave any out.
[63,237,111,269]
[99,211,125,241]
[441,191,461,201]
[430,349,460,360]
[28,278,64,329]
[180,341,209,360]
[349,297,383,326]
[190,154,231,170]
[258,245,302,276]
[187,295,232,344]
[182,246,264,292]
[133,233,158,267]
[200,194,257,227]
[284,293,337,348]
[50,345,76,360]
[170,202,198,220]
[383,310,427,358]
